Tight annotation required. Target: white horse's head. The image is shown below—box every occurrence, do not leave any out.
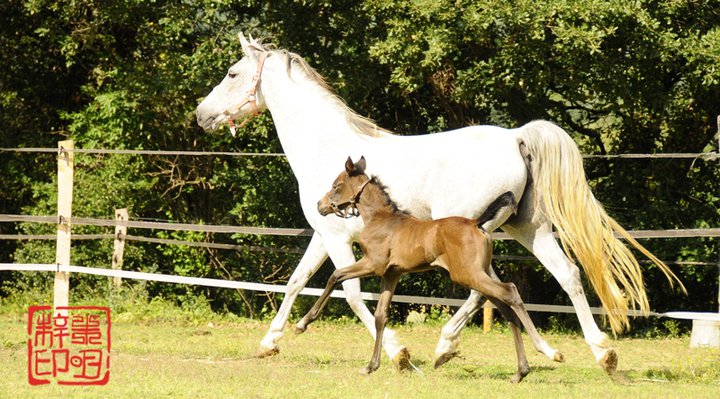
[196,33,269,133]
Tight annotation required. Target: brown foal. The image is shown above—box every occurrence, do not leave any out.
[296,156,557,382]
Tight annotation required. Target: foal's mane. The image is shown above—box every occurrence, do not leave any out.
[368,176,408,215]
[249,40,394,139]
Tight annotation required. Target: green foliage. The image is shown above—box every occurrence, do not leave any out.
[1,0,718,331]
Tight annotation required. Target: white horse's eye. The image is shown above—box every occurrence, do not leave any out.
[228,71,237,79]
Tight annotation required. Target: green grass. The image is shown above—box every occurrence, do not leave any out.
[1,298,719,398]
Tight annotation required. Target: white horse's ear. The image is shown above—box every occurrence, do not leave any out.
[238,32,259,58]
[239,32,250,47]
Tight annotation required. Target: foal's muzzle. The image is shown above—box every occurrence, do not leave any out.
[317,198,333,216]
[317,198,358,218]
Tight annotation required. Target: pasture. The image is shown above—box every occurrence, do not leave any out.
[1,300,718,399]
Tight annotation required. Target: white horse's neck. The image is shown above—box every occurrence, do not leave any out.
[260,65,367,179]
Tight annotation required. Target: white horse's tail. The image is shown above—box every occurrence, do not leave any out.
[518,120,684,334]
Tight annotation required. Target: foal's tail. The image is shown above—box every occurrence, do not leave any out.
[476,191,517,229]
[518,120,685,334]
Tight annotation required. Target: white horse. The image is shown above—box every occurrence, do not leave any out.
[196,34,681,374]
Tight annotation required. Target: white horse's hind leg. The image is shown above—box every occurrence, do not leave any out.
[433,289,484,368]
[303,238,408,365]
[506,224,617,373]
[258,233,328,357]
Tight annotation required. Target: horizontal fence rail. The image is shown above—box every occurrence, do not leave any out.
[2,214,719,240]
[0,147,286,157]
[1,147,717,160]
[0,233,717,266]
[0,214,313,237]
[0,262,662,317]
[0,233,305,255]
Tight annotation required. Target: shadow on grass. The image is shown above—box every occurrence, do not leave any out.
[437,364,561,383]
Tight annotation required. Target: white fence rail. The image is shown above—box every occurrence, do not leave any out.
[0,262,655,317]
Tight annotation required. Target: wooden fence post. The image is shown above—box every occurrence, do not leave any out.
[483,305,493,333]
[112,208,128,287]
[53,140,74,313]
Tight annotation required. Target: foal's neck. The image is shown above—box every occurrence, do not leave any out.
[356,178,402,221]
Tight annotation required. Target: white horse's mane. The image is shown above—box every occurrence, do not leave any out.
[249,40,394,138]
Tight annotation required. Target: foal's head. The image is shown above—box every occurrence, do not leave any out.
[318,156,370,218]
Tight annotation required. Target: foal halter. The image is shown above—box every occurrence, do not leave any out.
[223,51,269,137]
[329,178,371,218]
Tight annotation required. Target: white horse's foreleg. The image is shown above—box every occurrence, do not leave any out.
[433,289,484,368]
[258,233,328,357]
[513,229,617,373]
[313,239,407,364]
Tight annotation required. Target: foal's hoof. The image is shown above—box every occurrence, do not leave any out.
[599,348,618,375]
[359,364,378,375]
[391,347,412,371]
[294,324,307,335]
[510,369,529,384]
[254,346,279,359]
[433,351,460,369]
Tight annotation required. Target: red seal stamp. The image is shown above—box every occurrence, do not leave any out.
[27,305,111,386]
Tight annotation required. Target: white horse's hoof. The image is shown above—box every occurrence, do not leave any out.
[599,348,618,375]
[254,346,279,358]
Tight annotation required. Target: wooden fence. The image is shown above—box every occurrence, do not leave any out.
[1,139,719,323]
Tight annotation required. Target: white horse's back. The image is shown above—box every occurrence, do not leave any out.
[363,125,527,222]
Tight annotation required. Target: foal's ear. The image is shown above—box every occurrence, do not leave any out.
[344,156,354,174]
[355,156,367,174]
[344,156,366,176]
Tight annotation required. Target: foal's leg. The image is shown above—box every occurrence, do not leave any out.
[492,280,563,365]
[487,267,563,363]
[473,273,570,382]
[361,271,402,375]
[435,265,563,367]
[295,257,376,333]
[258,233,327,357]
[319,240,408,367]
[485,297,530,383]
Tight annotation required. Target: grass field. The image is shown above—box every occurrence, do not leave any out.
[1,303,719,399]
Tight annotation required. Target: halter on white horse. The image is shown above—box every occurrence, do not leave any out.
[223,51,268,136]
[196,33,683,375]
